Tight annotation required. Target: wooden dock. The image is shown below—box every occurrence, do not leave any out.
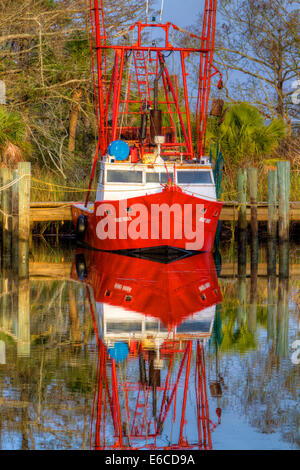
[30,201,300,223]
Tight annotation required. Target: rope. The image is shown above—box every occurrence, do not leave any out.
[0,173,30,192]
[0,207,13,219]
[160,0,164,23]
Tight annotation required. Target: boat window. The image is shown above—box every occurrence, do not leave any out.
[106,170,143,183]
[160,172,174,184]
[177,171,212,184]
[145,322,159,331]
[106,322,142,333]
[146,172,160,183]
[177,321,211,333]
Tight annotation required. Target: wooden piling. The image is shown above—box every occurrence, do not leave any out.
[267,275,277,341]
[18,162,31,241]
[11,169,19,275]
[268,170,277,239]
[238,169,247,276]
[267,238,277,277]
[1,168,12,270]
[248,273,257,334]
[276,278,289,358]
[238,168,247,231]
[17,280,30,357]
[18,162,31,279]
[277,161,290,243]
[237,277,247,326]
[277,161,290,278]
[279,241,290,279]
[248,168,258,274]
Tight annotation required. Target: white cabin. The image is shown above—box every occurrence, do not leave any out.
[96,156,217,202]
[96,302,216,347]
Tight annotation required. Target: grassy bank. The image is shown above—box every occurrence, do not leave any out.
[221,165,300,202]
[31,169,95,203]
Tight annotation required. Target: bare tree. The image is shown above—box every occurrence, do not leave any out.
[215,0,300,131]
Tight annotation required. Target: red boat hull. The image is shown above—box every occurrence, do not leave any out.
[72,249,222,329]
[72,189,222,252]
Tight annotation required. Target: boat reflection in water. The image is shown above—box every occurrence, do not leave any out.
[72,249,222,450]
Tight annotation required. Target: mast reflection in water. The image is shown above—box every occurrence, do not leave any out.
[72,249,223,450]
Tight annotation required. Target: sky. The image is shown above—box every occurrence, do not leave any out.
[150,0,203,28]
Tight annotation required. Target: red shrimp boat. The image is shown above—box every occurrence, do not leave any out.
[72,249,223,449]
[72,249,222,340]
[72,1,223,252]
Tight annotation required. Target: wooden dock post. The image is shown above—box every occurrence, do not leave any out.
[11,169,19,275]
[17,280,30,357]
[279,241,289,279]
[237,277,247,326]
[1,168,12,270]
[248,168,258,274]
[238,168,247,231]
[18,162,31,279]
[267,275,277,341]
[268,170,277,239]
[237,168,247,277]
[276,278,289,358]
[267,239,277,277]
[267,169,278,277]
[277,161,290,278]
[277,161,290,242]
[249,272,257,334]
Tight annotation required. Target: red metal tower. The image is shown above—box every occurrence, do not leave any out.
[89,0,222,162]
[87,287,221,450]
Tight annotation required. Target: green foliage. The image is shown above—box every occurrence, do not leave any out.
[207,103,287,166]
[0,106,28,153]
[0,331,16,345]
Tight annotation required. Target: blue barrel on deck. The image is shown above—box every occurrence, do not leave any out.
[107,140,130,161]
[107,342,129,363]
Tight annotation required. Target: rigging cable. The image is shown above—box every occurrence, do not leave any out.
[160,0,165,23]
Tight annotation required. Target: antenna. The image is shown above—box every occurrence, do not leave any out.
[146,0,149,23]
[159,0,164,23]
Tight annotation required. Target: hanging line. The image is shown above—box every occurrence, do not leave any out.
[160,0,165,23]
[0,173,30,193]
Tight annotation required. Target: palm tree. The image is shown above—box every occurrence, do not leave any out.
[206,103,287,166]
[0,106,29,167]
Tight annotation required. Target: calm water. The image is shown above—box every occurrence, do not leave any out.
[0,239,299,450]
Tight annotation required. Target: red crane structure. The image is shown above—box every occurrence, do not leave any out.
[71,248,223,449]
[83,269,222,449]
[88,325,221,450]
[86,0,222,204]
